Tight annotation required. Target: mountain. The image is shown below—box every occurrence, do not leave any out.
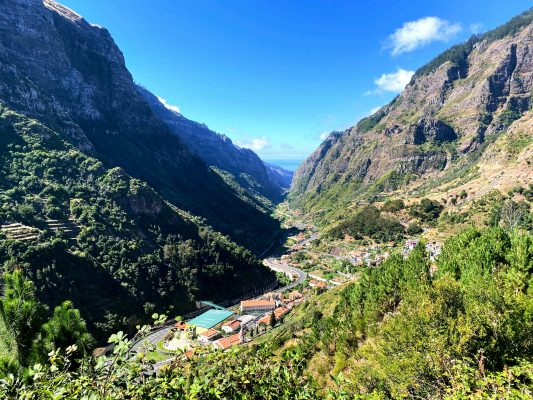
[0,0,280,252]
[137,85,292,205]
[0,104,276,340]
[291,9,533,224]
[263,161,294,188]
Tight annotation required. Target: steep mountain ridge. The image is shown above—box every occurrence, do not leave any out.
[137,85,292,204]
[291,9,533,220]
[0,103,276,339]
[0,0,279,251]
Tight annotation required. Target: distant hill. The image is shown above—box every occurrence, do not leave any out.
[137,85,292,205]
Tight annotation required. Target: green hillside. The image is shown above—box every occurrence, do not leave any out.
[0,104,276,341]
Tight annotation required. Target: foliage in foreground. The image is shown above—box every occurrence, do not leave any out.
[0,227,531,399]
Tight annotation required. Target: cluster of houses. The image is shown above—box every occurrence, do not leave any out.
[169,291,305,353]
[403,239,442,260]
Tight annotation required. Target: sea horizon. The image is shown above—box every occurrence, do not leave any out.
[264,159,304,172]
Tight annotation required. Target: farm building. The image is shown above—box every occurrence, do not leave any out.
[187,309,234,334]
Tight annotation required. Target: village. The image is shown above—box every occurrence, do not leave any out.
[132,213,442,369]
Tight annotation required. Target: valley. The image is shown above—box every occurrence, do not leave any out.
[0,1,531,398]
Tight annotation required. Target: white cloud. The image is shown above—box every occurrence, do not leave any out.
[387,17,461,55]
[319,131,330,140]
[236,137,270,151]
[370,68,414,94]
[469,22,483,34]
[157,96,181,114]
[369,106,382,115]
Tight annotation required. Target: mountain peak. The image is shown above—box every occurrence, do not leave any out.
[291,10,533,217]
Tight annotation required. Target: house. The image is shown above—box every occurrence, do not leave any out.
[213,333,241,350]
[310,280,327,291]
[237,315,256,326]
[240,299,276,314]
[173,321,187,331]
[221,320,241,334]
[258,307,290,325]
[405,239,419,250]
[309,279,325,288]
[316,281,327,290]
[288,291,302,301]
[261,292,282,302]
[198,328,220,344]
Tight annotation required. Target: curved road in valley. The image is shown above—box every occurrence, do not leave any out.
[263,258,307,292]
[130,229,314,369]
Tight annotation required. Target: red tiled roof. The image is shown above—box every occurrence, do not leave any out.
[200,328,219,338]
[240,299,275,308]
[258,307,290,325]
[223,320,241,329]
[215,333,241,349]
[174,321,187,329]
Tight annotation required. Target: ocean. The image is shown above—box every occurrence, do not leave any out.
[264,159,304,172]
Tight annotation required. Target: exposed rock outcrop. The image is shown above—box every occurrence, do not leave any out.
[0,0,280,251]
[291,9,533,211]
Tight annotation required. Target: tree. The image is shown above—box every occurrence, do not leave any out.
[39,301,94,359]
[409,198,443,223]
[407,223,423,235]
[269,312,276,328]
[0,269,45,365]
[500,200,525,231]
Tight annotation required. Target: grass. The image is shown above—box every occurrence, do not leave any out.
[145,350,173,363]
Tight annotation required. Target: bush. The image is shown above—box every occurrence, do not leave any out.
[406,223,423,235]
[381,199,405,213]
[409,198,444,223]
[327,206,404,242]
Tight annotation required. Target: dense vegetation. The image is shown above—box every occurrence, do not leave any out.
[263,227,533,398]
[0,105,276,341]
[0,227,530,398]
[0,269,93,375]
[409,198,444,224]
[326,205,405,242]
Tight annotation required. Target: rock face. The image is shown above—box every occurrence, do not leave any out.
[263,162,294,189]
[291,9,533,210]
[137,86,291,201]
[0,0,279,251]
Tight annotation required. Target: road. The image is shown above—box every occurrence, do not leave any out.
[263,258,307,292]
[130,220,314,370]
[130,326,173,354]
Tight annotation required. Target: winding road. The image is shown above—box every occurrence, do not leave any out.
[263,258,307,292]
[130,227,314,370]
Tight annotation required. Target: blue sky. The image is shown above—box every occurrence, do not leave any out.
[61,0,531,161]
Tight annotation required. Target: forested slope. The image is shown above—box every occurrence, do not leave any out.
[0,0,281,252]
[0,104,276,341]
[0,228,530,399]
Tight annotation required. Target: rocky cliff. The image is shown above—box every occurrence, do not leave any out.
[291,9,533,217]
[0,0,279,251]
